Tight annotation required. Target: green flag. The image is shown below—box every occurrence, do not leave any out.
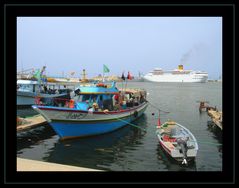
[33,69,41,82]
[103,64,110,73]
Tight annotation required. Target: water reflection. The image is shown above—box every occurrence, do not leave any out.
[17,115,148,171]
[17,124,55,151]
[207,121,222,153]
[16,82,222,171]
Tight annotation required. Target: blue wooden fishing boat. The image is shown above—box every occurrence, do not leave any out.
[32,82,148,139]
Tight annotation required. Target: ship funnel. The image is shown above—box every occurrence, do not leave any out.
[178,65,184,70]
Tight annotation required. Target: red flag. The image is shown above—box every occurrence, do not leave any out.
[127,71,132,80]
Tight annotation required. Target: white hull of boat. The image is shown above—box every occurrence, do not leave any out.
[156,122,198,162]
[158,139,198,161]
[17,91,69,106]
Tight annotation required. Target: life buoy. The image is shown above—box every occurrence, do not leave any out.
[133,111,138,118]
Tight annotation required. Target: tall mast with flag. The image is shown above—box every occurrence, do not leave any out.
[124,71,133,92]
[103,64,110,82]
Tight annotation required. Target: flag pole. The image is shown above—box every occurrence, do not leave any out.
[125,77,128,93]
[125,71,131,92]
[121,71,124,91]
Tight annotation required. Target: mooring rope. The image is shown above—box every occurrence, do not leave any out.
[146,100,170,114]
[103,111,147,132]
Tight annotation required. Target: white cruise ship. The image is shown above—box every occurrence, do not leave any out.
[144,65,208,83]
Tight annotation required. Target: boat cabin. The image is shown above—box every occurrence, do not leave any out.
[17,80,40,93]
[17,79,73,95]
[68,83,147,112]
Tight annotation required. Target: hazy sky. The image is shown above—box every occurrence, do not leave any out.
[17,17,222,79]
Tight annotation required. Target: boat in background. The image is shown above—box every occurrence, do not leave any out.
[144,65,208,83]
[32,81,148,140]
[17,80,72,107]
[156,120,198,165]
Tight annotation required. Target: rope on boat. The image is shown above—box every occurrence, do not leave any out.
[103,111,147,132]
[146,100,170,114]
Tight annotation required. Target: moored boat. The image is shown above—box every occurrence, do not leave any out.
[156,120,198,164]
[17,80,72,107]
[32,82,148,139]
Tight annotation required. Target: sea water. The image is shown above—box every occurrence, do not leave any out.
[17,82,222,171]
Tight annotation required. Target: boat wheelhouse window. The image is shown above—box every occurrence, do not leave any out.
[19,84,34,92]
[81,94,90,102]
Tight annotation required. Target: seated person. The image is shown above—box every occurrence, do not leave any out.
[92,102,99,111]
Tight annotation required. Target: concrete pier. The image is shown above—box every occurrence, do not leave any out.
[17,158,102,171]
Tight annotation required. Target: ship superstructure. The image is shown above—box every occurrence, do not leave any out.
[144,65,208,83]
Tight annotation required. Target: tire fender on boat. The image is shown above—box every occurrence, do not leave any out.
[133,111,138,118]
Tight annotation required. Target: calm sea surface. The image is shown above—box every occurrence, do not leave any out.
[17,82,222,171]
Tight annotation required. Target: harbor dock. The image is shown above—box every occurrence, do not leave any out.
[17,114,47,132]
[207,109,222,130]
[17,158,102,171]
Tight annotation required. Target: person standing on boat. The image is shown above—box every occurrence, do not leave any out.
[43,85,48,93]
[114,93,119,104]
